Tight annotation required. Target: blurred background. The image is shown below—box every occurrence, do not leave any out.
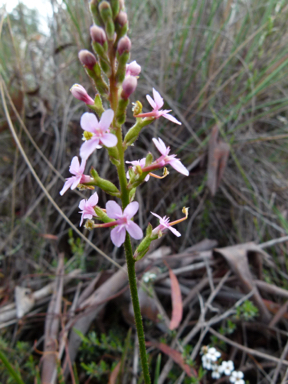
[1,0,288,382]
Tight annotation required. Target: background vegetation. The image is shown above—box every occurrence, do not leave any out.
[1,0,288,382]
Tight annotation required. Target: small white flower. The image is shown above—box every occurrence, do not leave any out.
[202,355,212,370]
[221,360,234,376]
[143,272,157,283]
[230,370,245,384]
[207,347,221,362]
[211,364,223,379]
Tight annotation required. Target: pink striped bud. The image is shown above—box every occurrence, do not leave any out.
[78,50,97,69]
[90,25,106,45]
[117,36,131,56]
[116,11,128,26]
[121,76,137,99]
[70,84,95,105]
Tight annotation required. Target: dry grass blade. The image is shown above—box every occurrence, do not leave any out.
[41,253,64,384]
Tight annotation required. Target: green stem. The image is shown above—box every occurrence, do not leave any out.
[124,234,151,384]
[108,39,150,384]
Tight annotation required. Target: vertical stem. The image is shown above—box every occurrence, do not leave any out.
[124,235,151,384]
[108,39,150,384]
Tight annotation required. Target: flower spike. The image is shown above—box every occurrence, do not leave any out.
[135,88,181,125]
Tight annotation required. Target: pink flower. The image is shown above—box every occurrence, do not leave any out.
[106,201,143,247]
[153,138,189,176]
[60,156,91,195]
[126,61,141,77]
[151,212,181,237]
[78,192,99,226]
[70,84,94,105]
[80,110,117,159]
[135,88,181,125]
[126,158,150,182]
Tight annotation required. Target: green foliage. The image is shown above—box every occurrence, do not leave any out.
[0,337,38,384]
[235,300,259,321]
[67,228,85,270]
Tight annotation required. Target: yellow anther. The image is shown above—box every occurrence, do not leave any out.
[83,131,93,141]
[132,100,143,116]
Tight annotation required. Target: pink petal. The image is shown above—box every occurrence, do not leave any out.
[83,213,93,221]
[126,221,143,240]
[146,94,156,109]
[170,159,189,176]
[80,112,98,132]
[71,175,82,189]
[59,179,74,195]
[80,138,100,159]
[79,199,86,210]
[124,201,139,219]
[88,192,99,206]
[152,138,167,155]
[151,211,162,221]
[168,226,181,237]
[106,200,123,219]
[69,156,80,175]
[100,133,118,147]
[79,213,85,227]
[162,113,182,125]
[99,109,114,131]
[111,226,126,247]
[152,88,164,109]
[79,157,87,174]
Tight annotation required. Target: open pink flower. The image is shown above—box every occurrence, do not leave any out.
[78,192,99,226]
[80,110,117,159]
[126,158,150,182]
[60,156,91,195]
[106,201,143,247]
[151,212,181,237]
[153,138,189,176]
[70,84,94,105]
[135,88,181,125]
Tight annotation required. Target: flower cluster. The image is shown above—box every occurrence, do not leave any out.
[59,1,190,252]
[201,346,245,383]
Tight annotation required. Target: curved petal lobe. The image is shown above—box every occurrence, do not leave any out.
[126,221,143,240]
[106,200,122,219]
[124,201,139,219]
[80,138,100,159]
[69,156,80,174]
[152,88,164,109]
[170,159,189,176]
[80,112,98,132]
[99,109,114,131]
[111,226,126,247]
[100,133,118,147]
[162,113,182,125]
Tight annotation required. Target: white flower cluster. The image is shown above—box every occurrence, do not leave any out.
[201,346,245,383]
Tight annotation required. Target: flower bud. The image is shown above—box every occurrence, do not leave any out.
[119,0,125,9]
[116,11,127,26]
[121,76,137,99]
[90,25,106,45]
[99,1,113,22]
[70,84,95,105]
[78,50,97,70]
[126,60,141,77]
[117,36,131,55]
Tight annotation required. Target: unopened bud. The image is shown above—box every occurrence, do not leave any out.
[90,25,106,45]
[99,1,112,22]
[78,50,97,70]
[70,84,95,105]
[116,11,127,26]
[126,60,141,77]
[121,76,137,99]
[117,36,131,55]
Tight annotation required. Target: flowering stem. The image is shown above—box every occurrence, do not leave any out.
[124,234,151,384]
